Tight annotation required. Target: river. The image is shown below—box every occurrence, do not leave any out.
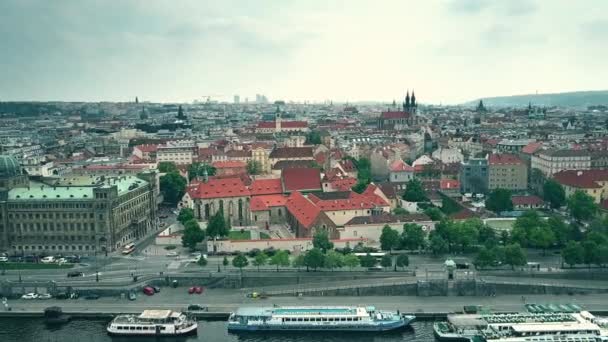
[0,318,436,342]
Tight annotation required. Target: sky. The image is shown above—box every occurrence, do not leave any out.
[1,0,607,104]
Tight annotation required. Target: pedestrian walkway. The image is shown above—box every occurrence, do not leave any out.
[168,261,181,270]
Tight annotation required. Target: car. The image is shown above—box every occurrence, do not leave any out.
[41,256,55,264]
[188,287,196,294]
[142,286,155,296]
[166,251,178,257]
[0,256,8,262]
[128,292,137,301]
[151,286,161,293]
[84,294,100,300]
[38,293,52,300]
[194,286,203,294]
[21,293,39,300]
[187,304,208,312]
[67,271,84,278]
[367,265,383,271]
[55,293,69,300]
[56,258,68,264]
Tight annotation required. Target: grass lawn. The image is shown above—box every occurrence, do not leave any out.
[259,232,271,239]
[228,230,251,240]
[0,262,74,270]
[485,219,516,231]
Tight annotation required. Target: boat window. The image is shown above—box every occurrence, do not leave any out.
[160,327,166,330]
[130,327,135,330]
[117,326,122,330]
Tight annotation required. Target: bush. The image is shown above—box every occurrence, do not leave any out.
[164,245,177,250]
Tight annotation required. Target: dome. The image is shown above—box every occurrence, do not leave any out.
[0,155,22,178]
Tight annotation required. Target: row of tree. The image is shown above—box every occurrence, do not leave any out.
[179,208,231,251]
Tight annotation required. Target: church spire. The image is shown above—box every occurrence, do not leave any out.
[404,91,410,111]
[411,90,416,108]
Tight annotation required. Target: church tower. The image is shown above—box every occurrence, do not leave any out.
[411,90,417,114]
[403,91,410,112]
[275,105,282,132]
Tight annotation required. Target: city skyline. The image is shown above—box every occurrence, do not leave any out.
[1,0,608,104]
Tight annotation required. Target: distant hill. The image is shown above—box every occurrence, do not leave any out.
[465,90,608,108]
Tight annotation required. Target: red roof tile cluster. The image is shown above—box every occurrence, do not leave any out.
[250,194,288,211]
[308,188,389,211]
[389,160,415,172]
[330,177,357,191]
[269,147,313,159]
[212,160,246,169]
[522,142,543,154]
[134,144,158,153]
[226,149,251,158]
[511,195,544,206]
[189,177,250,199]
[553,169,608,189]
[281,168,322,192]
[380,111,411,119]
[285,192,321,229]
[488,153,524,166]
[249,178,283,196]
[338,159,357,172]
[440,179,460,190]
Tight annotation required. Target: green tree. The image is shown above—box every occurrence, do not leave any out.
[547,215,571,247]
[351,181,368,194]
[232,253,249,274]
[429,234,449,255]
[380,254,393,270]
[396,254,409,269]
[454,219,480,252]
[596,245,608,267]
[359,253,377,268]
[474,246,497,269]
[424,207,443,221]
[246,160,262,175]
[402,178,427,202]
[269,250,290,272]
[197,256,208,267]
[177,208,195,224]
[252,252,268,271]
[503,243,527,270]
[343,254,360,270]
[206,212,229,238]
[543,179,566,209]
[324,250,344,270]
[304,248,325,271]
[312,230,334,252]
[292,254,306,270]
[512,210,546,247]
[392,207,408,215]
[562,241,583,268]
[528,225,556,255]
[159,172,187,205]
[306,130,322,145]
[478,224,498,248]
[401,223,426,250]
[188,162,216,181]
[500,230,510,246]
[181,219,205,251]
[158,161,178,173]
[568,190,598,222]
[485,188,513,213]
[582,240,599,268]
[380,225,400,251]
[222,256,229,270]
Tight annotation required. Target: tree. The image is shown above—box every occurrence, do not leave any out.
[485,188,513,213]
[177,208,195,224]
[396,254,409,269]
[324,250,344,270]
[424,207,443,221]
[181,219,205,251]
[402,178,427,202]
[582,240,599,268]
[380,254,393,269]
[401,223,426,251]
[500,230,510,246]
[359,253,377,268]
[543,179,566,209]
[232,253,249,274]
[562,241,583,268]
[596,245,608,267]
[474,246,497,269]
[188,162,216,181]
[292,254,306,270]
[305,130,322,145]
[206,212,229,238]
[512,210,547,247]
[197,256,208,267]
[158,161,178,173]
[351,181,368,194]
[478,224,498,248]
[304,248,325,271]
[312,230,334,252]
[159,172,187,205]
[429,234,449,256]
[343,254,360,270]
[380,225,400,251]
[503,243,526,269]
[392,207,408,215]
[252,252,268,271]
[269,250,290,272]
[568,190,598,222]
[222,256,229,270]
[528,226,555,255]
[246,160,262,175]
[547,215,571,247]
[453,219,480,252]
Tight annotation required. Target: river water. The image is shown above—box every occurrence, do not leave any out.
[0,318,436,342]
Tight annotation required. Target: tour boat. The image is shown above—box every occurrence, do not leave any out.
[107,310,197,336]
[227,305,414,332]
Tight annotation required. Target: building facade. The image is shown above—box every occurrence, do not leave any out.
[531,149,591,177]
[459,158,488,194]
[488,154,528,191]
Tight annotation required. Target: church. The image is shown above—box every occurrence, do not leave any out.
[256,106,309,134]
[378,91,419,130]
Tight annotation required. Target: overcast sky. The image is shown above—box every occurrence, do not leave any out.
[1,0,607,104]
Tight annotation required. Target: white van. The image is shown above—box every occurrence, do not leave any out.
[41,256,55,264]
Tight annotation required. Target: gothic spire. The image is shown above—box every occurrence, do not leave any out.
[411,90,416,107]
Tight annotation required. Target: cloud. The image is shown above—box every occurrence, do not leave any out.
[447,0,490,14]
[582,19,608,39]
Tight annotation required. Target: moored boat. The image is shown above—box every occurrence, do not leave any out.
[106,310,197,336]
[228,305,414,332]
[44,306,71,325]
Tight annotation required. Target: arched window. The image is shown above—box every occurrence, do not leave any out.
[204,203,210,219]
[219,200,224,214]
[238,199,243,221]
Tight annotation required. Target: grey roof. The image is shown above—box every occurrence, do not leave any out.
[0,155,22,177]
[8,176,147,200]
[345,213,431,226]
[538,149,590,157]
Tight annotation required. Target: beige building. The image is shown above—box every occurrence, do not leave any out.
[531,149,591,177]
[156,142,196,165]
[554,169,608,203]
[488,154,528,190]
[341,213,434,243]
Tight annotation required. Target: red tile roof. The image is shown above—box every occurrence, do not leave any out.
[134,144,158,153]
[330,177,357,191]
[212,160,246,169]
[285,191,321,229]
[488,153,524,166]
[522,142,543,154]
[440,179,460,190]
[380,111,411,119]
[189,177,250,199]
[249,178,283,196]
[511,195,544,206]
[553,169,608,189]
[281,168,322,192]
[250,194,288,211]
[338,159,357,172]
[269,147,313,159]
[389,160,414,172]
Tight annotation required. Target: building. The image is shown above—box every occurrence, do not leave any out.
[459,158,488,194]
[377,91,418,130]
[553,169,608,203]
[281,168,322,193]
[256,107,308,133]
[388,160,414,183]
[341,213,433,242]
[590,151,608,169]
[187,177,251,226]
[488,154,528,191]
[496,139,535,154]
[269,147,314,168]
[156,142,196,165]
[285,191,337,239]
[531,149,591,177]
[0,155,156,254]
[511,195,545,210]
[432,147,464,164]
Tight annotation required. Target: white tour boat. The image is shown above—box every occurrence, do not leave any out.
[107,309,197,336]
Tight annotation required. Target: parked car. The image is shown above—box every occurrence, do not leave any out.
[194,286,203,294]
[128,292,137,301]
[188,287,196,294]
[187,304,208,312]
[21,293,39,300]
[367,265,383,271]
[67,271,84,278]
[41,256,55,264]
[55,292,69,300]
[84,294,100,300]
[0,256,8,262]
[56,258,68,264]
[151,286,161,293]
[38,293,52,300]
[142,286,155,296]
[166,251,178,257]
